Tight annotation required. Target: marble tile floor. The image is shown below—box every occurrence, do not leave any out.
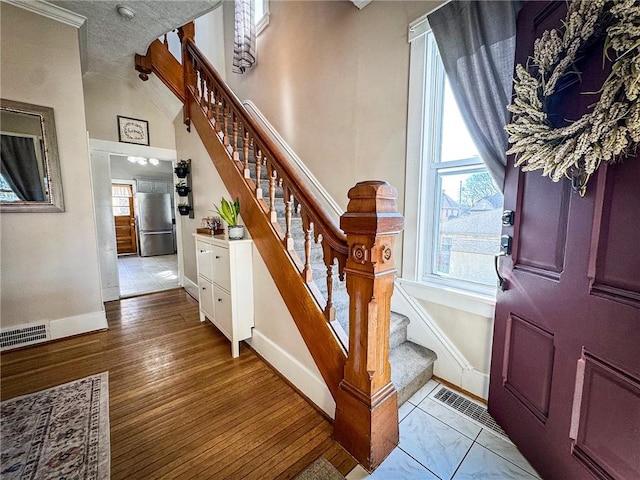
[347,380,540,480]
[117,254,179,297]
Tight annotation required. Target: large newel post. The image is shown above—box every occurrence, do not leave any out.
[334,181,403,471]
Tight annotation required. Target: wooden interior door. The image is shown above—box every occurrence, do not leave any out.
[113,184,137,255]
[488,2,640,479]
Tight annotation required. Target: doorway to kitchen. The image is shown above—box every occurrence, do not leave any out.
[110,155,178,297]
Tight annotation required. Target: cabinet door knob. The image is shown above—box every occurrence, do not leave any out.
[217,298,222,302]
[200,250,205,253]
[215,255,221,259]
[202,287,206,290]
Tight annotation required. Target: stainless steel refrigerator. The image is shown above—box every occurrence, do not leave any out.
[136,193,175,256]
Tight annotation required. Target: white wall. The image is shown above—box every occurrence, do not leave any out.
[0,4,106,337]
[83,72,178,150]
[195,6,227,80]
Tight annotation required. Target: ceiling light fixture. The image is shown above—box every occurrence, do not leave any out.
[116,5,135,20]
[149,158,160,166]
[127,156,149,166]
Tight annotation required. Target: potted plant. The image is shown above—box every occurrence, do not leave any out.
[175,180,190,196]
[174,159,190,178]
[177,202,191,216]
[214,197,243,240]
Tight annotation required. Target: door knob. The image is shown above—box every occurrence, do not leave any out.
[495,253,507,291]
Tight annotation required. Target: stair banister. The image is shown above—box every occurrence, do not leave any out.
[183,39,349,254]
[140,27,404,471]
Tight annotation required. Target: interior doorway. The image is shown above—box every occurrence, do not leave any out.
[110,156,179,298]
[89,139,184,303]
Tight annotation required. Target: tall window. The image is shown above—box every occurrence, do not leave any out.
[255,0,269,34]
[419,32,503,292]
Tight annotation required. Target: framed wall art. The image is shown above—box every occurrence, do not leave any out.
[117,115,149,146]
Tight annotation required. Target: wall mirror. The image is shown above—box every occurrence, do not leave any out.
[1,99,65,212]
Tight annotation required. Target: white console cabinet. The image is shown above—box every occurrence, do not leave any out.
[194,234,254,357]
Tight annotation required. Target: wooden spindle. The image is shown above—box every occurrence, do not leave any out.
[268,164,277,223]
[232,115,239,161]
[214,91,221,132]
[254,148,263,198]
[198,70,204,104]
[207,85,213,120]
[163,33,168,47]
[333,181,404,471]
[223,104,230,146]
[301,210,314,282]
[323,243,336,321]
[284,186,294,250]
[243,130,251,178]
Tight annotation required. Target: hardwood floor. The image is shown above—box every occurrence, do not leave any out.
[0,289,356,479]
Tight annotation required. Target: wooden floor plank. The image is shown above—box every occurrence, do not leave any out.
[0,289,356,479]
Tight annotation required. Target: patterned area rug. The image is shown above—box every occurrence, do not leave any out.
[0,372,110,479]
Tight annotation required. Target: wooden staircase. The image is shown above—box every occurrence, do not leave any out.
[135,24,436,471]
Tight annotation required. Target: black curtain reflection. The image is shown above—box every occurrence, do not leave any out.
[0,134,45,201]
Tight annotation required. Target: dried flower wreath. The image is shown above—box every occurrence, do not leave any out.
[505,0,639,196]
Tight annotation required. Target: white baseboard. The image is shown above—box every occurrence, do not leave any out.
[182,276,199,301]
[102,286,120,302]
[392,282,490,399]
[50,311,108,340]
[246,329,336,418]
[462,368,490,399]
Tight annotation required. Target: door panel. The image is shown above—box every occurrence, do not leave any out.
[514,171,570,279]
[489,2,640,479]
[589,162,640,305]
[114,195,136,254]
[571,350,640,479]
[503,314,555,423]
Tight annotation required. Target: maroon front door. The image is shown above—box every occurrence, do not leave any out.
[488,2,640,479]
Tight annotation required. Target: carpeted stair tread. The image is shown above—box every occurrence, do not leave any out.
[390,342,437,406]
[390,312,410,350]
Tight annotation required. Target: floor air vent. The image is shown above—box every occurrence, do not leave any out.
[433,387,506,436]
[1,324,48,350]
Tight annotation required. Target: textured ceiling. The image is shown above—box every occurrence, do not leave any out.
[49,0,220,75]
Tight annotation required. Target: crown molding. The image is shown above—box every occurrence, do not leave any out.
[2,0,86,28]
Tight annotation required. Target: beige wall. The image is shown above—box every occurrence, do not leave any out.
[83,72,177,150]
[418,300,493,373]
[222,1,441,212]
[0,4,104,329]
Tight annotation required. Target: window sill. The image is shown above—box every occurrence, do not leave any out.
[396,278,496,318]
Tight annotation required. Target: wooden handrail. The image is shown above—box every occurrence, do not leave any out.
[135,37,185,102]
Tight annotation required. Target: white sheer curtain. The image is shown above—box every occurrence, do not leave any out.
[233,0,256,74]
[428,0,524,190]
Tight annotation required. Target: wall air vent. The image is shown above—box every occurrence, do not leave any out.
[1,324,48,350]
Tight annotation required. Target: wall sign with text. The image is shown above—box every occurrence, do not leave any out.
[117,116,149,146]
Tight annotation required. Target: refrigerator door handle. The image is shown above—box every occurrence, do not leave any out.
[141,231,173,235]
